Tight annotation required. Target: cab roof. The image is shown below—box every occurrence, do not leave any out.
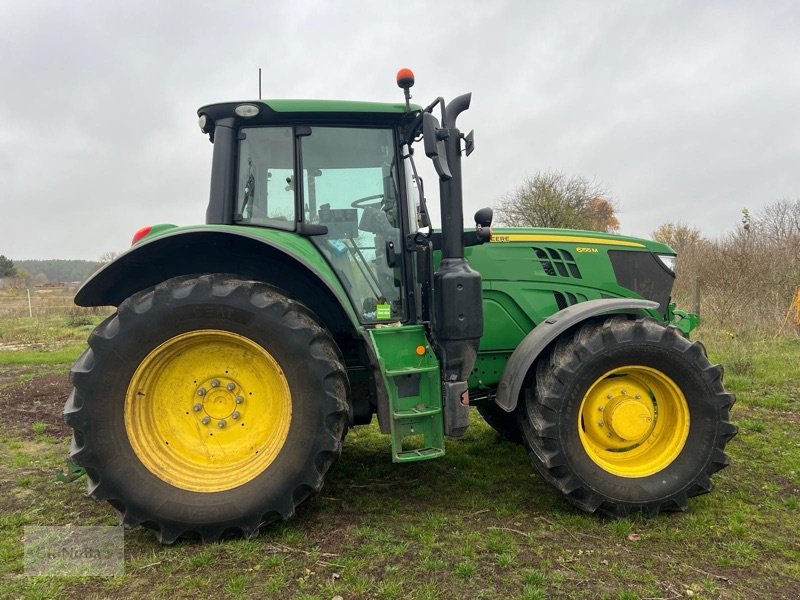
[198,99,423,131]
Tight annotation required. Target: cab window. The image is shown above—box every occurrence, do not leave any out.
[235,127,295,229]
[301,127,403,322]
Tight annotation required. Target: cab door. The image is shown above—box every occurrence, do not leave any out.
[299,126,405,322]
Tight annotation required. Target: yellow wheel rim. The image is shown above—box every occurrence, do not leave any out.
[124,330,291,492]
[578,365,689,478]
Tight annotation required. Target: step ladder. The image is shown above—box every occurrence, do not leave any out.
[368,326,444,462]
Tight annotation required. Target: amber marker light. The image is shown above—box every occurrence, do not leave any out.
[415,345,426,356]
[397,68,415,111]
[396,68,415,88]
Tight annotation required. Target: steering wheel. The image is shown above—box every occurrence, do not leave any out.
[350,194,384,209]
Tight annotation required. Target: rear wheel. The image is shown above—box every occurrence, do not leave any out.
[518,316,737,516]
[65,274,350,543]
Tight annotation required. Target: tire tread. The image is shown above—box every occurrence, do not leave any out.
[518,316,737,517]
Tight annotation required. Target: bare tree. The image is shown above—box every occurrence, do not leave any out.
[651,222,707,254]
[754,198,800,244]
[495,171,618,232]
[658,200,800,334]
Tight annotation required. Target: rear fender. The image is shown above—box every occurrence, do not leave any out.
[494,298,659,412]
[76,227,361,333]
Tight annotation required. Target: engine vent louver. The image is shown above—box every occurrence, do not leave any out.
[553,290,587,311]
[533,247,582,279]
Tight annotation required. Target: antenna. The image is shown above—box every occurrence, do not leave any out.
[258,68,262,100]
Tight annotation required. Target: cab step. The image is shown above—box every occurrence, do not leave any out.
[368,326,444,463]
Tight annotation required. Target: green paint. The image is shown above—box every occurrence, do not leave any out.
[368,326,444,462]
[263,99,422,114]
[462,227,670,388]
[669,305,700,336]
[133,221,686,397]
[121,223,362,328]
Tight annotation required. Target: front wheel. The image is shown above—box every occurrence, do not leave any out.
[518,316,737,516]
[65,275,350,543]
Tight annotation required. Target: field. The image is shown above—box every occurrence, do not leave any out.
[0,313,798,599]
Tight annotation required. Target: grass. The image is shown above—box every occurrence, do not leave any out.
[0,313,107,368]
[0,316,798,598]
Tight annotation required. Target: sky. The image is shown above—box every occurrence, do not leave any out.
[1,0,799,260]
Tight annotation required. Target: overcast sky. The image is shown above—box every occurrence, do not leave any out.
[2,0,798,260]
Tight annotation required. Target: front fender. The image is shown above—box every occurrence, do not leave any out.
[76,226,361,329]
[494,298,660,412]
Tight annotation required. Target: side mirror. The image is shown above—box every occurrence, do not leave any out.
[474,207,493,228]
[422,112,452,181]
[464,130,475,156]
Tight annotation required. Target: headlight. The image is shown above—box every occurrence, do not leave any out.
[234,103,260,118]
[655,254,677,274]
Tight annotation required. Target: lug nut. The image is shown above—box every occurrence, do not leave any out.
[235,396,244,404]
[193,403,203,412]
[621,389,627,395]
[606,393,612,399]
[607,432,613,438]
[217,419,227,428]
[598,406,604,412]
[227,382,236,391]
[597,421,604,427]
[201,416,210,425]
[634,393,641,400]
[211,379,220,387]
[231,411,240,420]
[197,388,206,397]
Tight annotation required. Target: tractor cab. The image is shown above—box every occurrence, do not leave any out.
[236,124,406,322]
[198,72,490,399]
[198,100,423,324]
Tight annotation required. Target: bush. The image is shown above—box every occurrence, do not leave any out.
[65,308,96,328]
[656,200,800,336]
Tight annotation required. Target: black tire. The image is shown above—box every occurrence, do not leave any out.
[64,274,350,543]
[476,402,523,444]
[518,316,737,517]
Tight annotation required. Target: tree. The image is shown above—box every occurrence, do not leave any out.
[495,171,619,232]
[585,197,620,232]
[754,198,800,244]
[99,251,121,263]
[0,255,16,277]
[13,267,30,288]
[651,222,707,254]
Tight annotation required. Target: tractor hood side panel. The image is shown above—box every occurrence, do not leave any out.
[463,228,674,389]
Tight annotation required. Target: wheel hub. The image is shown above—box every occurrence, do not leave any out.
[195,377,244,422]
[605,396,653,442]
[577,365,690,478]
[124,330,292,492]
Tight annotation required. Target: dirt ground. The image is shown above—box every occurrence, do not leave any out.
[0,368,72,436]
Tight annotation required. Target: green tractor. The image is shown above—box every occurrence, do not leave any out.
[65,70,736,543]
